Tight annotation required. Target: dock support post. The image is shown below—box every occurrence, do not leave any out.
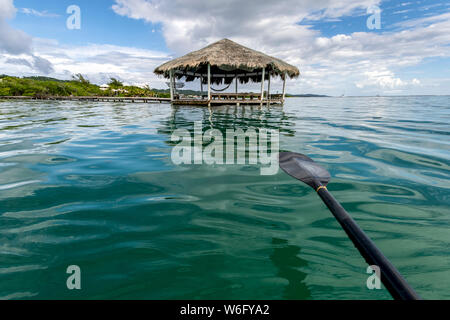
[282,71,287,103]
[169,70,174,102]
[260,67,265,107]
[208,63,211,107]
[200,76,203,96]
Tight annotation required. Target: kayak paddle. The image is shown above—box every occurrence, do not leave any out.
[279,151,421,300]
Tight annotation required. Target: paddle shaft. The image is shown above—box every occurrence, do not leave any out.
[316,187,421,300]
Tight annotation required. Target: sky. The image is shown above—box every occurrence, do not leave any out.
[0,0,449,96]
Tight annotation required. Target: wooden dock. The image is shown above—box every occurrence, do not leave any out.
[0,96,171,103]
[172,93,284,106]
[172,99,283,106]
[0,94,284,106]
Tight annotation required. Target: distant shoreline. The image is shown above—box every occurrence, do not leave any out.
[1,75,448,99]
[0,74,330,98]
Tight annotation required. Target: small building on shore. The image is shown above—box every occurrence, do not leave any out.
[154,39,300,106]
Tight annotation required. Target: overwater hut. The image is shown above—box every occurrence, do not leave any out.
[154,39,300,106]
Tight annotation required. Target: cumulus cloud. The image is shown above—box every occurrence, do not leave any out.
[110,0,450,94]
[3,55,56,75]
[0,0,16,19]
[32,55,54,74]
[5,57,32,67]
[1,0,449,94]
[0,38,171,86]
[0,0,32,54]
[0,0,165,82]
[0,0,56,74]
[355,70,408,89]
[112,0,379,55]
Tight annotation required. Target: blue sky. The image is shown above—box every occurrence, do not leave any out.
[11,0,167,51]
[1,0,449,95]
[301,0,449,35]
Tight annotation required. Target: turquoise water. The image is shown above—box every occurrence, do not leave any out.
[0,97,449,300]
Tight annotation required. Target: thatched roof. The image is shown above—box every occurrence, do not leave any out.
[154,39,300,85]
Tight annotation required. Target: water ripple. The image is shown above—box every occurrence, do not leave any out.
[0,97,448,300]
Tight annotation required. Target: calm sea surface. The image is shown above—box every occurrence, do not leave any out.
[0,97,449,300]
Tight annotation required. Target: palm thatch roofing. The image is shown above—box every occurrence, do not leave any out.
[154,39,300,85]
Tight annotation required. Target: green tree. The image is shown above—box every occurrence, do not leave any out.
[108,77,123,88]
[72,73,90,85]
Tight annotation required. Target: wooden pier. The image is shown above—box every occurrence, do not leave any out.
[1,94,284,106]
[172,93,284,106]
[0,96,171,103]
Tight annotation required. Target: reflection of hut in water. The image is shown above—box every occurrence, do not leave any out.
[154,39,300,106]
[160,104,296,141]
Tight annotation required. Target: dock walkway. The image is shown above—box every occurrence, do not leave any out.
[0,96,171,103]
[1,95,284,106]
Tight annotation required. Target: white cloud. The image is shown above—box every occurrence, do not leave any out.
[112,0,380,55]
[393,9,412,15]
[393,11,450,29]
[0,39,171,87]
[0,0,16,20]
[4,55,55,74]
[31,55,54,74]
[0,0,32,54]
[355,70,410,89]
[20,8,60,18]
[5,57,32,68]
[1,0,450,94]
[109,0,450,95]
[0,1,57,74]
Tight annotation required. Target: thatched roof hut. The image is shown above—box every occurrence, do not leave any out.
[154,38,300,85]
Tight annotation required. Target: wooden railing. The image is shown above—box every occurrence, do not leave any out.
[211,93,262,100]
[268,94,283,100]
[173,93,284,102]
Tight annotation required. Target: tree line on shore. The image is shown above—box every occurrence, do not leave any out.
[0,74,171,98]
[0,74,328,98]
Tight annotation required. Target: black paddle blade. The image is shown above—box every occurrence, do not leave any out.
[279,152,331,189]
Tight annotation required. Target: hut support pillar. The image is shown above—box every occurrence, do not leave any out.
[200,76,203,95]
[267,74,271,105]
[169,70,174,102]
[207,63,211,107]
[282,72,287,103]
[260,67,265,106]
[235,76,238,94]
